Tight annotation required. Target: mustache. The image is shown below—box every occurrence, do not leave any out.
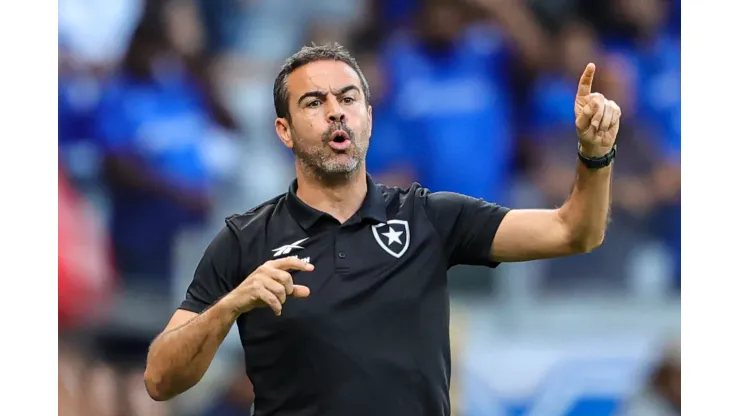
[322,123,355,144]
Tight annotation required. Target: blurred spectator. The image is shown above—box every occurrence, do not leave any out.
[610,0,681,287]
[367,0,548,204]
[604,0,680,156]
[589,0,681,288]
[94,0,239,296]
[527,21,600,139]
[363,0,552,292]
[83,1,241,414]
[524,12,679,292]
[532,76,669,290]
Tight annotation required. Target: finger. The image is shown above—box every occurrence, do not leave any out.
[262,278,288,304]
[257,287,283,315]
[608,118,620,138]
[575,98,598,131]
[609,101,622,129]
[599,104,614,133]
[576,63,596,98]
[292,284,311,298]
[267,256,315,272]
[589,95,606,132]
[265,269,294,295]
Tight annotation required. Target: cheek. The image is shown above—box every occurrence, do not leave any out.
[293,117,326,144]
[306,112,329,132]
[348,107,370,131]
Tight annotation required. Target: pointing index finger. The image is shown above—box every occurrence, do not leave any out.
[576,63,596,98]
[268,256,314,272]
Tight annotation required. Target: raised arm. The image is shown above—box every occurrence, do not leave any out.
[491,63,620,262]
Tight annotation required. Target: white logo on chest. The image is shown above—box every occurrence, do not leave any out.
[272,237,309,257]
[371,220,410,259]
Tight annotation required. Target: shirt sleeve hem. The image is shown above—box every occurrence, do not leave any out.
[468,207,511,268]
[178,300,209,314]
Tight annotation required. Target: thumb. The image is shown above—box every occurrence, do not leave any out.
[292,285,311,298]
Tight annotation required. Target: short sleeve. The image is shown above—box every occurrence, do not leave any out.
[420,189,510,268]
[179,225,242,313]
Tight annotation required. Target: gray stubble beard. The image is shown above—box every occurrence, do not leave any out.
[292,126,370,185]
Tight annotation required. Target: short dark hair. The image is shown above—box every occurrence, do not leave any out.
[273,43,371,120]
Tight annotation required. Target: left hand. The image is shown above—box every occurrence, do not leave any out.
[574,63,622,157]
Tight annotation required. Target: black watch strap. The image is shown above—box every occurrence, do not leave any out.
[578,143,617,169]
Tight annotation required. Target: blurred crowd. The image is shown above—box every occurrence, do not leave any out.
[58,0,680,415]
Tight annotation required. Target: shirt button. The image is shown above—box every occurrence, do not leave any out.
[338,252,346,259]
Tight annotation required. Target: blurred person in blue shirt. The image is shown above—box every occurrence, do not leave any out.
[604,0,680,155]
[528,22,599,135]
[604,0,681,286]
[90,3,241,414]
[95,2,239,294]
[527,21,679,290]
[368,0,549,204]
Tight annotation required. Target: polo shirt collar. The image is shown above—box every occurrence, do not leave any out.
[286,174,387,230]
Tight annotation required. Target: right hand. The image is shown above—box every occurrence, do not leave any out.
[226,257,314,316]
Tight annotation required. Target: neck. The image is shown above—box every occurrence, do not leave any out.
[295,165,368,223]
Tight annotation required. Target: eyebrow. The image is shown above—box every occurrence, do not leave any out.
[297,85,360,105]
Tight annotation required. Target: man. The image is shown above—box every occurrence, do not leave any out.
[144,43,621,415]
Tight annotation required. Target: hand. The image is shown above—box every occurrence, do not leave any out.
[574,63,622,157]
[225,257,314,316]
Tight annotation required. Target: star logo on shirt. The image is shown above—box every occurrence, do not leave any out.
[372,220,410,259]
[382,227,404,246]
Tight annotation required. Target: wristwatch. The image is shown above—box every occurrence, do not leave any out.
[577,143,617,169]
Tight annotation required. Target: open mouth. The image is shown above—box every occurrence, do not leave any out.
[328,130,351,151]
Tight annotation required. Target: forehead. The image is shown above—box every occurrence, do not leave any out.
[286,60,363,97]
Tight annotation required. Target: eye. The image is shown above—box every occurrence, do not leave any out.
[307,100,321,108]
[342,96,356,104]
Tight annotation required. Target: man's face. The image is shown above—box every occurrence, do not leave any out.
[276,60,372,180]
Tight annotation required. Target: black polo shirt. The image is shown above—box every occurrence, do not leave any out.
[179,176,510,416]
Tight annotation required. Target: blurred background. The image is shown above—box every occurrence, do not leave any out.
[58,0,680,415]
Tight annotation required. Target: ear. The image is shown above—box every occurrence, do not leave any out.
[275,117,293,149]
[367,105,373,137]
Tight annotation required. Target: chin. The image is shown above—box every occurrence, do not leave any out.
[323,165,358,176]
[318,160,360,178]
[326,154,360,172]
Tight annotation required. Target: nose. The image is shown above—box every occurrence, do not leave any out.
[325,98,346,124]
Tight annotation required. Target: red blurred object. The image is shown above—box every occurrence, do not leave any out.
[58,168,115,330]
